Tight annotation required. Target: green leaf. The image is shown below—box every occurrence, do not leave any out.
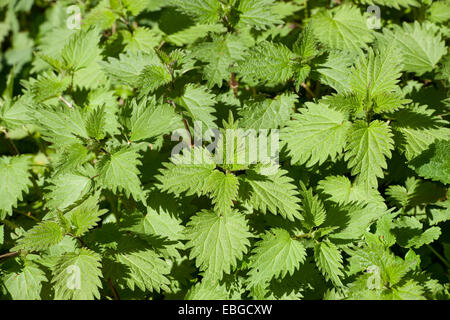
[392,280,425,300]
[116,249,171,293]
[52,248,103,300]
[392,105,450,161]
[167,24,226,46]
[3,262,47,300]
[193,34,249,88]
[31,72,71,102]
[243,169,303,221]
[99,52,159,87]
[356,0,419,9]
[380,22,447,76]
[236,0,282,30]
[14,221,64,252]
[67,196,108,237]
[247,228,306,287]
[205,170,239,215]
[0,94,32,129]
[0,155,32,216]
[138,64,172,95]
[45,173,92,211]
[185,210,252,279]
[239,93,297,130]
[169,0,221,24]
[176,84,217,130]
[85,105,106,140]
[185,277,229,300]
[126,206,185,258]
[315,239,344,287]
[318,175,385,206]
[409,140,450,185]
[156,147,216,197]
[349,46,403,109]
[32,105,89,146]
[311,5,373,52]
[281,102,351,167]
[97,146,145,202]
[129,98,182,142]
[61,28,101,71]
[315,50,354,93]
[427,1,450,23]
[236,41,294,87]
[299,186,326,229]
[345,120,394,190]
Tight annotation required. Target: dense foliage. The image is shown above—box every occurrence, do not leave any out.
[0,0,449,300]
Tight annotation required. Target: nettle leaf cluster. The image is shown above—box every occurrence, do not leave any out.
[0,0,449,300]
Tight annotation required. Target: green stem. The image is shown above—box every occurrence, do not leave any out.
[427,244,450,269]
[304,0,308,19]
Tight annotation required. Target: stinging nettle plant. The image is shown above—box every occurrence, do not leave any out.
[0,0,449,300]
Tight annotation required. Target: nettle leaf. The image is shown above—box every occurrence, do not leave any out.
[0,155,32,217]
[247,228,306,287]
[176,84,217,130]
[205,170,239,214]
[318,175,385,207]
[281,102,351,167]
[380,21,447,75]
[314,239,344,287]
[169,0,221,24]
[315,50,355,93]
[0,94,32,129]
[99,52,159,87]
[97,146,145,202]
[236,40,295,87]
[356,0,420,9]
[193,34,249,88]
[67,196,108,237]
[156,147,216,197]
[31,72,71,102]
[129,98,182,142]
[61,28,101,71]
[239,93,297,130]
[236,0,283,30]
[45,173,93,211]
[52,248,103,300]
[299,186,326,229]
[32,105,89,146]
[243,169,303,221]
[126,206,185,258]
[14,221,64,252]
[392,216,442,249]
[186,210,252,279]
[409,140,450,185]
[185,277,229,300]
[349,46,403,103]
[116,249,171,293]
[344,120,394,191]
[3,262,47,300]
[167,24,226,46]
[311,5,373,52]
[392,105,450,161]
[138,64,172,95]
[427,1,450,24]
